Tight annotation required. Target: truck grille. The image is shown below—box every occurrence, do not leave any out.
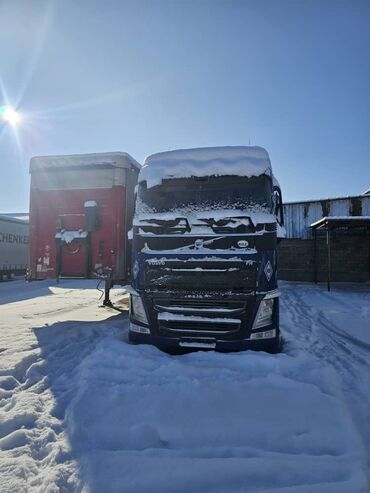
[154,298,246,338]
[153,298,246,314]
[158,318,240,336]
[145,258,256,292]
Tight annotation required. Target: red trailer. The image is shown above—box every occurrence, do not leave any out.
[28,152,140,302]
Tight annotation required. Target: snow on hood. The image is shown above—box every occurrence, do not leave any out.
[140,146,272,189]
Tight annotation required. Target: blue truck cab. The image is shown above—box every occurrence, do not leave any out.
[128,146,284,352]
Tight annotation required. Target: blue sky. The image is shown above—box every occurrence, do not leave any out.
[0,0,369,212]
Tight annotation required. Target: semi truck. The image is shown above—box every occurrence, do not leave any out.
[28,152,140,301]
[0,214,29,280]
[128,146,284,352]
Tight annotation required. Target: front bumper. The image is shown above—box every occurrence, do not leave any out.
[128,286,280,352]
[129,321,279,352]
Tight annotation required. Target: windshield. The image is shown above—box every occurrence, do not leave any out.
[137,175,272,214]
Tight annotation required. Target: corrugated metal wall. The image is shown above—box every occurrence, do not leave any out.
[284,195,370,239]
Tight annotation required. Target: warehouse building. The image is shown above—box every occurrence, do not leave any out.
[278,191,370,283]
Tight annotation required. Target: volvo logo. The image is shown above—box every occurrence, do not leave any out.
[237,240,249,248]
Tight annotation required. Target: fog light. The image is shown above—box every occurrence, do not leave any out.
[130,322,150,334]
[250,329,276,340]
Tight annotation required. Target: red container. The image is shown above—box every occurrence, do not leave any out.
[28,152,140,281]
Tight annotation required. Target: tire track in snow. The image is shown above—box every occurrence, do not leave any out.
[280,283,370,480]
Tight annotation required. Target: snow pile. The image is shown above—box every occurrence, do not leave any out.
[65,333,368,492]
[140,146,272,188]
[0,280,369,492]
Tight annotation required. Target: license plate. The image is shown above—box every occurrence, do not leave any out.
[179,341,216,349]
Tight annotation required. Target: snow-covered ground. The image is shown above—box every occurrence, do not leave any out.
[0,279,369,493]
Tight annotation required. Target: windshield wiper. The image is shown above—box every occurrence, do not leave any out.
[200,217,254,233]
[138,218,191,233]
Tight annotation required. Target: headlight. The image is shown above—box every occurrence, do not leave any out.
[253,298,274,329]
[130,294,148,324]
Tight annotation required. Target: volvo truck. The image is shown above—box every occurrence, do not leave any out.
[128,146,284,352]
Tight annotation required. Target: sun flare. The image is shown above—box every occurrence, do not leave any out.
[1,106,21,126]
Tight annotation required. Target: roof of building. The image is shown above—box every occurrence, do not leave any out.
[310,216,370,229]
[285,193,370,206]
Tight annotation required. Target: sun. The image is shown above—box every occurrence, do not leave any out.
[0,106,21,126]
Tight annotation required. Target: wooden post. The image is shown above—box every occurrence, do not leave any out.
[327,225,331,292]
[314,228,318,284]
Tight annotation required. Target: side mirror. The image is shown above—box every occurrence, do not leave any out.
[272,186,284,226]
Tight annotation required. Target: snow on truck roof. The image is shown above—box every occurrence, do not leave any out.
[30,152,141,172]
[140,146,273,188]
